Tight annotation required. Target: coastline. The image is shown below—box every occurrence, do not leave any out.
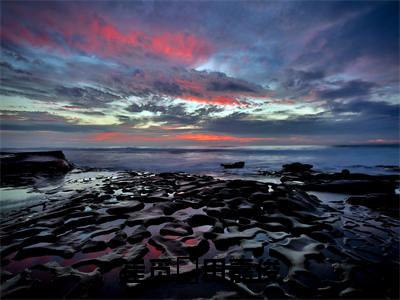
[0,151,399,298]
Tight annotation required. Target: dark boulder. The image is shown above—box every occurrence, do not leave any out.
[282,162,313,173]
[221,161,245,169]
[1,151,73,184]
[305,179,398,194]
[1,151,72,173]
[347,193,399,215]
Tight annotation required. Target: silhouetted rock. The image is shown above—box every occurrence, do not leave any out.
[220,161,245,169]
[1,151,72,175]
[282,162,313,173]
[1,151,73,186]
[347,193,399,216]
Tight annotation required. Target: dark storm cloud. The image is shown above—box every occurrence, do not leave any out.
[329,99,399,118]
[278,68,326,98]
[205,111,398,138]
[205,99,399,140]
[55,86,123,107]
[152,81,182,96]
[295,70,325,82]
[206,81,257,93]
[0,111,113,132]
[0,122,111,132]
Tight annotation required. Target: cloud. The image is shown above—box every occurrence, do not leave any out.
[0,1,398,146]
[55,86,123,107]
[204,100,399,139]
[2,3,213,66]
[293,2,399,78]
[206,81,258,93]
[88,132,276,143]
[328,99,399,117]
[317,80,376,100]
[0,111,112,132]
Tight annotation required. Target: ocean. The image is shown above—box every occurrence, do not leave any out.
[62,144,399,176]
[6,145,400,177]
[1,145,398,214]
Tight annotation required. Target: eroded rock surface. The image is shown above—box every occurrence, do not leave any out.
[1,169,399,299]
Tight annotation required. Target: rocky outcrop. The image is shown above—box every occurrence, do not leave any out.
[1,151,73,185]
[221,161,245,169]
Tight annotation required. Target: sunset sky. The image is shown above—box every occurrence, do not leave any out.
[1,0,399,147]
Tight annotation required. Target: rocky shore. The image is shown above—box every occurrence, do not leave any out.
[0,152,399,299]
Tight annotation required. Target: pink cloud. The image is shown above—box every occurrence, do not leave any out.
[2,8,213,66]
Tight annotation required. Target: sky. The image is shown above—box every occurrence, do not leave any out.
[1,0,399,147]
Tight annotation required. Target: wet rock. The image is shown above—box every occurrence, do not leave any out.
[82,240,107,253]
[306,179,397,194]
[213,227,266,250]
[15,244,75,259]
[186,214,216,227]
[248,192,273,203]
[1,270,36,298]
[106,201,144,215]
[269,235,324,278]
[148,236,187,257]
[215,188,238,199]
[108,231,128,248]
[263,222,288,232]
[56,215,97,233]
[264,283,289,299]
[237,203,256,217]
[183,237,209,257]
[341,169,351,176]
[161,201,189,215]
[240,240,264,256]
[339,287,364,298]
[127,226,151,244]
[160,222,193,237]
[221,161,245,169]
[1,169,399,299]
[90,227,120,239]
[74,244,148,270]
[1,151,73,177]
[346,193,399,214]
[282,162,313,173]
[0,270,14,282]
[36,262,102,298]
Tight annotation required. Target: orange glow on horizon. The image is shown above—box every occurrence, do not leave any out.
[89,132,276,143]
[367,138,400,144]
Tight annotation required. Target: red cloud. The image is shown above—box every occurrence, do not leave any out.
[2,8,212,66]
[89,132,275,143]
